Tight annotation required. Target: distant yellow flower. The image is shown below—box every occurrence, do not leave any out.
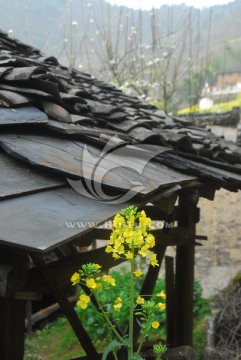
[150,253,159,267]
[113,297,123,312]
[86,278,97,289]
[102,274,116,286]
[152,321,160,329]
[114,297,123,304]
[71,272,80,285]
[77,294,90,309]
[94,264,102,270]
[158,302,166,311]
[133,269,143,277]
[157,291,166,300]
[96,282,103,290]
[136,296,145,305]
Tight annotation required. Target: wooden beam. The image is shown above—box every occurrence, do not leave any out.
[79,226,190,245]
[25,295,77,329]
[139,204,178,220]
[152,193,178,215]
[153,227,189,245]
[23,246,126,294]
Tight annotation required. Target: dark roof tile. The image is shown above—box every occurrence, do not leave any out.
[0,106,48,125]
[0,29,241,200]
[0,90,32,106]
[2,66,46,81]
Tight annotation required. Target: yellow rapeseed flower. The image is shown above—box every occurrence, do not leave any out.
[113,297,123,312]
[105,245,113,253]
[158,302,166,311]
[139,211,152,227]
[96,282,103,290]
[77,294,90,309]
[133,231,144,247]
[139,246,149,257]
[114,297,123,304]
[151,321,160,329]
[113,244,125,254]
[86,278,97,289]
[70,272,80,285]
[136,296,145,305]
[127,214,135,227]
[125,251,133,260]
[102,275,116,286]
[113,214,125,228]
[145,233,155,248]
[157,290,166,300]
[114,236,124,247]
[150,253,159,267]
[123,228,134,239]
[133,269,143,277]
[113,303,122,311]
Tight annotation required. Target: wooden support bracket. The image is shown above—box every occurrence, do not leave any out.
[30,253,99,359]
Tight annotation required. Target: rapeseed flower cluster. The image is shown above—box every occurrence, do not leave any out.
[70,206,167,359]
[105,206,159,268]
[70,263,117,309]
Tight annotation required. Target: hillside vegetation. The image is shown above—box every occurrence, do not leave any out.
[0,0,241,111]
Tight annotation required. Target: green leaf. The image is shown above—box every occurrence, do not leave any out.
[102,339,123,360]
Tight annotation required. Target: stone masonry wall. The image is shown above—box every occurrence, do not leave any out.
[195,189,241,298]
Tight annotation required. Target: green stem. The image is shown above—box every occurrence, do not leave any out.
[135,310,153,357]
[94,293,125,345]
[135,318,151,357]
[135,335,145,357]
[128,245,135,359]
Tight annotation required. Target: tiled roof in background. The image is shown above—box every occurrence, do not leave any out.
[0,29,241,251]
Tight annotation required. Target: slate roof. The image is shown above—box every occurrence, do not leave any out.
[0,29,241,252]
[183,108,240,127]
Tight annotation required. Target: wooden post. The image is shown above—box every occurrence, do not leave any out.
[165,256,175,347]
[0,297,26,360]
[174,190,199,347]
[0,247,30,360]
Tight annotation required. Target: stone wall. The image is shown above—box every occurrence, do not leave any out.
[195,188,241,298]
